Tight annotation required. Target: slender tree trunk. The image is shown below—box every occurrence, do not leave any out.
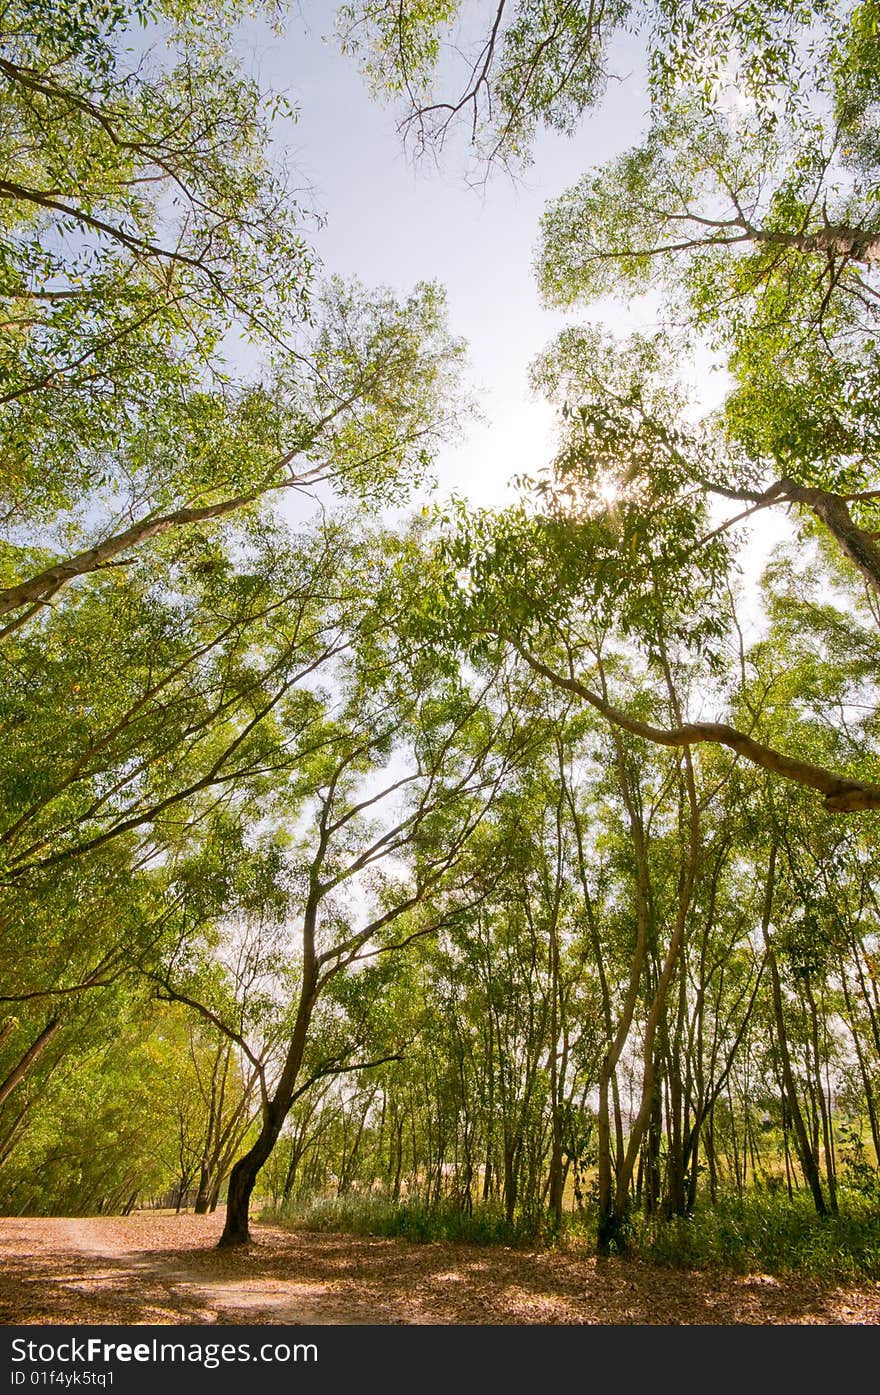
[664,1002,688,1218]
[783,1107,795,1199]
[610,647,701,1233]
[0,1017,62,1109]
[760,846,828,1217]
[804,977,837,1214]
[392,1116,404,1201]
[503,1136,519,1224]
[840,961,880,1166]
[546,781,566,1233]
[596,702,653,1254]
[728,1078,743,1202]
[705,1106,717,1205]
[193,1164,212,1215]
[220,1104,287,1245]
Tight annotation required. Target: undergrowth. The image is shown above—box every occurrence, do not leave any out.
[262,1188,880,1280]
[261,1195,539,1246]
[627,1190,880,1282]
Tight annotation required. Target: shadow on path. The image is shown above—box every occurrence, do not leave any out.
[0,1214,877,1326]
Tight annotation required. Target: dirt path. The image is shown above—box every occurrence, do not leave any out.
[0,1212,878,1325]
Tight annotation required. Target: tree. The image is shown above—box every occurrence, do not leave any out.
[1,0,311,521]
[342,0,880,816]
[414,316,880,815]
[0,994,232,1217]
[138,524,529,1244]
[1,0,466,636]
[1,274,464,633]
[1,0,483,1240]
[338,0,849,169]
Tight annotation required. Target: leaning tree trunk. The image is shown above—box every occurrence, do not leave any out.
[220,1105,287,1245]
[219,952,318,1246]
[0,1016,62,1109]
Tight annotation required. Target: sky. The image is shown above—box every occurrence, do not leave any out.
[221,4,788,624]
[233,9,671,508]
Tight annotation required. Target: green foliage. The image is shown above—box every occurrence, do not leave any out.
[0,0,312,520]
[338,0,850,168]
[422,328,731,688]
[337,0,460,100]
[648,0,846,111]
[631,1192,880,1281]
[265,1193,540,1245]
[0,0,470,1237]
[0,999,223,1215]
[5,0,880,1274]
[537,82,880,490]
[337,0,629,167]
[264,1189,880,1276]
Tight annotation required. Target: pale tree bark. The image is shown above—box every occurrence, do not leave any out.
[749,222,880,266]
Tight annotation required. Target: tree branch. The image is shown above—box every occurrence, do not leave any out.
[515,644,880,813]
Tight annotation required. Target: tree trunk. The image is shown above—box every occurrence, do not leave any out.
[503,1137,519,1225]
[0,1017,63,1109]
[546,843,565,1233]
[193,1165,211,1214]
[760,846,828,1217]
[219,1106,285,1245]
[219,943,318,1245]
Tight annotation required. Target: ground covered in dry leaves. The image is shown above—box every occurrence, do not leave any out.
[0,1212,877,1325]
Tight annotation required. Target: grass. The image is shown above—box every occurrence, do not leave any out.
[262,1186,880,1280]
[261,1193,540,1246]
[624,1189,880,1282]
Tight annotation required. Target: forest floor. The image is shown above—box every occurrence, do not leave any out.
[0,1212,878,1325]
